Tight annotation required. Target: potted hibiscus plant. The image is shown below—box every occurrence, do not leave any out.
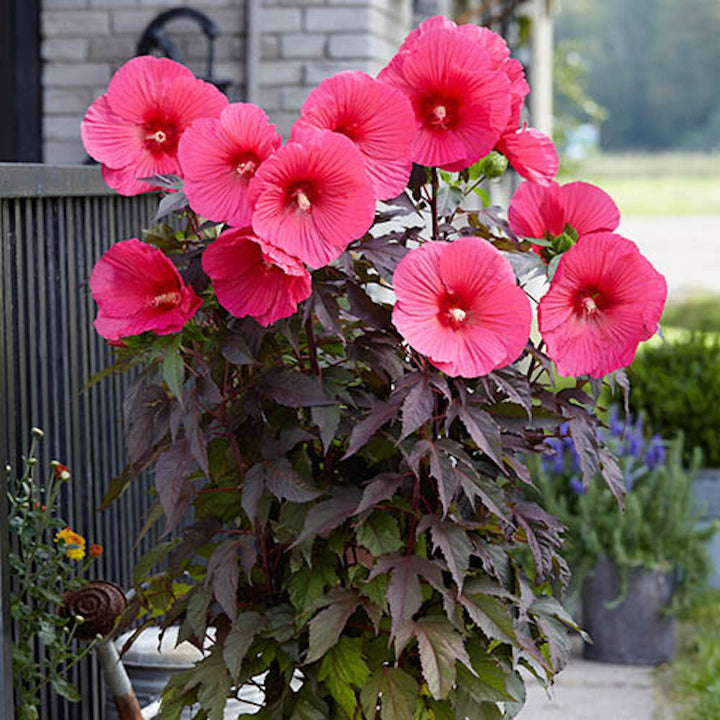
[81,15,667,719]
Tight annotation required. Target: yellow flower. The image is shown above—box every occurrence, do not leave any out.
[55,527,86,560]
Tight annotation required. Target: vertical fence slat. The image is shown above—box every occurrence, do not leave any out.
[0,164,164,720]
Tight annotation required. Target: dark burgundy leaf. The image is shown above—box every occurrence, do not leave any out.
[237,535,258,582]
[355,473,404,515]
[312,285,343,339]
[206,539,240,622]
[599,446,626,509]
[262,368,336,407]
[456,403,503,467]
[184,408,209,476]
[153,190,189,223]
[489,369,532,415]
[293,487,361,546]
[311,405,341,454]
[346,281,392,330]
[155,440,192,536]
[343,398,400,459]
[265,458,323,503]
[241,463,265,525]
[220,331,256,365]
[401,375,435,439]
[356,234,410,282]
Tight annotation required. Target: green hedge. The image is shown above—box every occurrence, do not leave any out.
[629,333,720,466]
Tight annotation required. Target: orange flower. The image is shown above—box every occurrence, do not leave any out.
[89,544,104,558]
[55,527,86,561]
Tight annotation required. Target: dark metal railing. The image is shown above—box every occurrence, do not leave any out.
[0,164,164,720]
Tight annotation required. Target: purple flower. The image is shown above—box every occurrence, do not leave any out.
[644,435,666,470]
[569,476,585,494]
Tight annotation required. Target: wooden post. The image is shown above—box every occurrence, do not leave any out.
[529,0,555,137]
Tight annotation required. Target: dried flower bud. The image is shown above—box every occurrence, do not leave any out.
[52,462,71,481]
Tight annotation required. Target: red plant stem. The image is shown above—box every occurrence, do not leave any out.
[430,167,440,240]
[257,524,274,596]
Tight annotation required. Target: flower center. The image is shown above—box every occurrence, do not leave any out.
[575,288,606,319]
[438,292,472,329]
[433,105,448,126]
[421,95,458,132]
[150,291,181,309]
[143,113,180,155]
[152,130,167,144]
[291,188,312,213]
[236,160,257,176]
[582,296,599,316]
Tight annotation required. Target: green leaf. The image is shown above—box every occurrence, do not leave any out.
[133,539,179,586]
[306,589,361,664]
[162,336,185,403]
[51,676,81,703]
[288,556,337,613]
[356,512,403,555]
[459,592,517,646]
[223,611,265,680]
[473,186,491,207]
[318,636,369,717]
[360,667,418,720]
[291,690,329,720]
[186,587,212,638]
[412,616,474,700]
[190,648,231,720]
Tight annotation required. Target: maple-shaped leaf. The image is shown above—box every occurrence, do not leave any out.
[265,457,323,503]
[360,667,418,720]
[318,636,369,717]
[412,616,474,700]
[155,439,192,536]
[400,374,434,439]
[354,473,403,515]
[459,592,517,646]
[418,516,472,591]
[293,487,360,547]
[205,539,240,622]
[306,588,361,664]
[455,402,504,468]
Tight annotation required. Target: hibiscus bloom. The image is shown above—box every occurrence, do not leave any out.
[508,180,620,240]
[202,229,311,326]
[291,71,415,201]
[494,59,558,185]
[90,238,202,340]
[378,17,511,170]
[392,238,531,377]
[538,232,667,378]
[178,103,282,227]
[250,130,375,268]
[81,56,228,196]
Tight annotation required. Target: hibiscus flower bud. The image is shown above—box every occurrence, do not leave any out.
[481,151,508,179]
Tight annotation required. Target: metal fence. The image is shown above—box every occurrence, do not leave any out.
[0,163,165,720]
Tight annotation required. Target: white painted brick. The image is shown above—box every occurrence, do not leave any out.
[261,60,303,85]
[44,0,88,7]
[43,10,110,36]
[280,85,311,110]
[305,7,369,32]
[258,87,281,111]
[278,0,327,5]
[267,111,299,138]
[259,8,302,32]
[44,140,87,165]
[327,33,373,58]
[110,9,159,33]
[186,36,244,62]
[43,62,112,87]
[44,115,83,141]
[45,87,94,114]
[281,33,326,58]
[90,0,137,7]
[304,60,357,84]
[42,38,89,61]
[88,36,135,62]
[213,61,243,81]
[261,35,280,59]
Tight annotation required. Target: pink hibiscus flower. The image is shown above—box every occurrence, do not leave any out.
[378,17,511,170]
[392,238,531,377]
[538,232,667,378]
[202,229,311,326]
[81,56,228,196]
[90,238,202,340]
[494,59,558,185]
[291,71,415,201]
[249,130,375,269]
[178,103,282,227]
[508,180,620,240]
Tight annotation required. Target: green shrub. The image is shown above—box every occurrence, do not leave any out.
[629,333,720,466]
[663,294,720,334]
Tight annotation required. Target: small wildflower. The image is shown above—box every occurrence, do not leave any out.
[73,615,85,624]
[89,544,104,558]
[55,527,86,560]
[31,427,44,439]
[52,462,71,481]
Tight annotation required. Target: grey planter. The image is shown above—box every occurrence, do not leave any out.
[582,556,676,665]
[694,467,720,588]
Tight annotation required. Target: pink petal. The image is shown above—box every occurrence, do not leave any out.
[81,94,144,169]
[497,127,558,186]
[559,182,620,236]
[508,181,564,238]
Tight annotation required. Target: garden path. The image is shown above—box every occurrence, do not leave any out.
[518,657,666,720]
[619,214,720,299]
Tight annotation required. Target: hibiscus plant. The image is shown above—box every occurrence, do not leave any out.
[83,15,667,720]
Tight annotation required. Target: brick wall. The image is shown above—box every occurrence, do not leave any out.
[41,0,247,163]
[257,0,412,138]
[40,0,415,162]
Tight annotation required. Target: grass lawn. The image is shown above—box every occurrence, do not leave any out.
[557,153,720,216]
